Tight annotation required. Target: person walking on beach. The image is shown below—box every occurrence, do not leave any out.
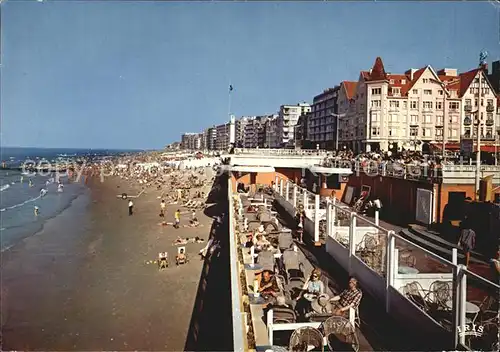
[458,219,476,267]
[128,199,134,216]
[34,206,40,216]
[160,199,166,217]
[174,209,180,228]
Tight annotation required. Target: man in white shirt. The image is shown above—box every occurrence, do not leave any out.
[128,200,134,216]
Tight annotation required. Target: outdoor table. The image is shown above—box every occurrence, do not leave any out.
[445,300,480,315]
[256,346,288,352]
[398,266,420,274]
[248,293,267,305]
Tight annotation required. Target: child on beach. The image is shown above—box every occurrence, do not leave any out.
[128,200,134,216]
[174,209,180,228]
[160,200,166,217]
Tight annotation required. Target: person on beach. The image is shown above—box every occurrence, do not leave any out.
[128,199,134,216]
[458,220,476,267]
[160,200,166,217]
[34,205,40,216]
[174,209,180,228]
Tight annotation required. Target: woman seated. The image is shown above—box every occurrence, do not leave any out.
[295,269,325,317]
[255,269,280,299]
[253,233,271,252]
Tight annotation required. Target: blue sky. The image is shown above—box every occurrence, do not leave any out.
[2,1,499,149]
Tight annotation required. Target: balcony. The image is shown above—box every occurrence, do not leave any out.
[486,104,495,113]
[463,117,472,126]
[485,119,494,126]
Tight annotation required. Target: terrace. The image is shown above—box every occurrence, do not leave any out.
[228,175,499,351]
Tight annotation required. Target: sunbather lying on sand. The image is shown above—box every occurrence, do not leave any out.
[173,236,204,245]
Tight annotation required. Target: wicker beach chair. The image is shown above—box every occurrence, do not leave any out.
[288,326,324,352]
[321,316,359,352]
[282,249,305,285]
[278,231,294,252]
[257,250,276,272]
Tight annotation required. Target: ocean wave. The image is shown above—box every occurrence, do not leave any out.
[0,193,42,212]
[0,184,11,192]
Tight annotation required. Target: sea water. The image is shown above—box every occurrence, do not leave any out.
[0,147,137,251]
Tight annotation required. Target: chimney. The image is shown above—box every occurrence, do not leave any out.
[405,69,417,81]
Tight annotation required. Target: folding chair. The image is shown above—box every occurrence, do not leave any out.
[176,246,188,265]
[256,250,276,272]
[278,231,294,252]
[282,249,305,285]
[158,252,169,269]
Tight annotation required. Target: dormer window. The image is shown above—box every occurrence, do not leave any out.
[422,79,429,83]
[390,79,394,84]
[392,88,401,95]
[401,79,406,84]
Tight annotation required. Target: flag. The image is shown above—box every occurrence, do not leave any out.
[229,85,233,92]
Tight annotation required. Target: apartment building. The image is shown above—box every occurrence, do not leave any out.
[181,133,202,150]
[203,127,217,150]
[338,57,498,153]
[263,115,279,148]
[215,123,230,151]
[487,60,500,94]
[308,87,341,149]
[276,103,311,148]
[236,117,252,147]
[294,114,308,149]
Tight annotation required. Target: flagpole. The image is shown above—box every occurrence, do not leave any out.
[228,83,232,121]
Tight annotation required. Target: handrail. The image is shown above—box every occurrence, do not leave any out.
[228,181,246,352]
[462,267,500,289]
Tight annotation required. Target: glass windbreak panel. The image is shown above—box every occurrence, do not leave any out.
[354,216,388,277]
[462,271,499,351]
[331,205,351,248]
[393,237,455,331]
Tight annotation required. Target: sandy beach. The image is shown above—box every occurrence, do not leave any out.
[1,172,215,351]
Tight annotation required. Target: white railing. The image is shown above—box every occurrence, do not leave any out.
[272,176,500,350]
[233,148,328,156]
[228,181,247,352]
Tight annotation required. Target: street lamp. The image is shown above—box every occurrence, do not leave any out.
[329,112,347,151]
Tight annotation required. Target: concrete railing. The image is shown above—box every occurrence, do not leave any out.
[228,181,247,352]
[273,175,500,350]
[233,148,328,156]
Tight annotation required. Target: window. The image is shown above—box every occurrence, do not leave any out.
[389,101,400,108]
[371,100,381,107]
[448,128,458,138]
[371,127,380,136]
[438,90,443,96]
[401,79,406,84]
[389,114,399,122]
[423,101,433,109]
[401,128,407,137]
[403,101,407,109]
[423,115,432,123]
[436,115,444,125]
[436,129,443,136]
[392,87,401,95]
[422,128,431,137]
[465,99,471,107]
[486,128,493,138]
[389,129,393,136]
[410,115,418,124]
[436,101,443,110]
[390,79,394,84]
[372,88,381,95]
[410,127,418,136]
[464,128,471,137]
[424,89,432,95]
[487,113,493,121]
[422,78,429,83]
[449,102,459,110]
[410,101,418,109]
[371,112,379,122]
[487,99,494,106]
[412,89,418,94]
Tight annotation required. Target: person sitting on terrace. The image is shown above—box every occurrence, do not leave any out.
[253,233,270,252]
[255,269,280,299]
[330,277,363,317]
[296,268,325,317]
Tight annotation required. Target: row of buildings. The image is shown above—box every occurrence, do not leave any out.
[179,57,500,153]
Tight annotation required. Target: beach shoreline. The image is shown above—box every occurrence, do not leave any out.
[1,170,215,350]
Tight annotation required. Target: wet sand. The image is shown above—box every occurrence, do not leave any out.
[1,176,212,350]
